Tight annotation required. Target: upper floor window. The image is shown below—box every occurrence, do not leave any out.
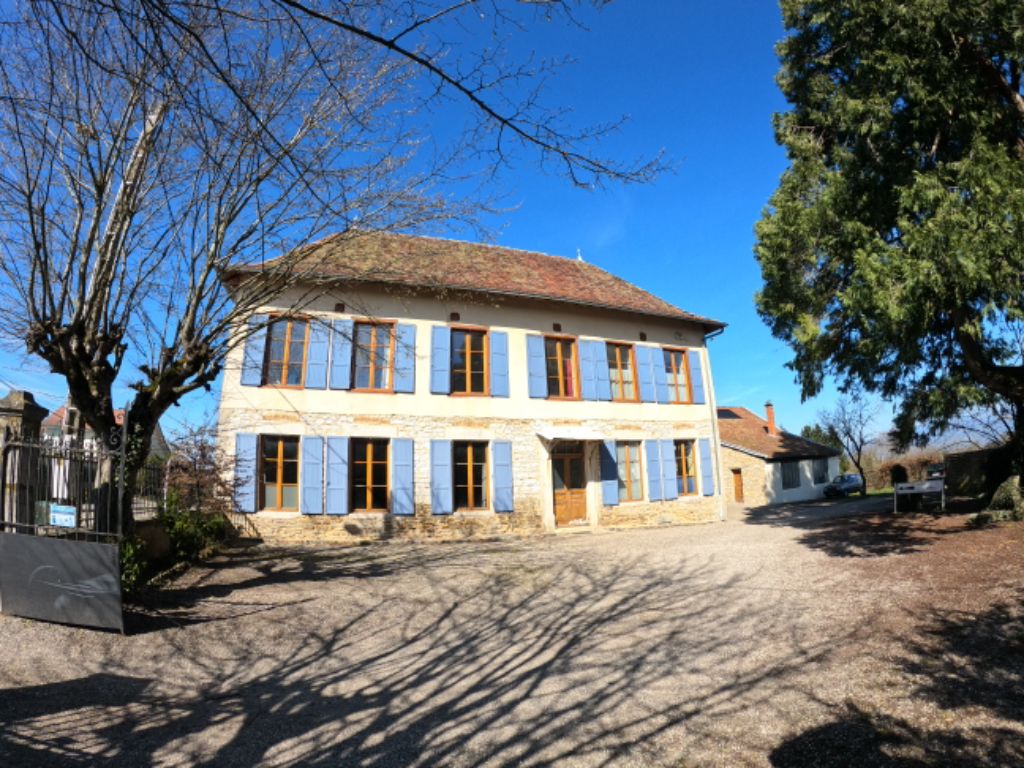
[451,328,488,395]
[675,439,697,496]
[265,318,308,387]
[663,349,692,404]
[352,437,389,512]
[454,440,488,509]
[261,435,299,510]
[616,441,643,502]
[545,336,578,398]
[353,322,393,391]
[606,343,638,401]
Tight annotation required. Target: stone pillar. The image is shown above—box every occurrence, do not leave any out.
[0,391,49,526]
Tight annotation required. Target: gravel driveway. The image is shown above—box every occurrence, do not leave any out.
[1,502,1022,767]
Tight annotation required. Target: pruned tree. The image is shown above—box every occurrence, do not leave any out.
[755,1,1024,472]
[818,394,879,495]
[0,0,660,530]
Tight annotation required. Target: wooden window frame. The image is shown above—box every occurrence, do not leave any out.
[616,440,643,502]
[543,334,581,400]
[675,439,697,496]
[453,440,489,511]
[351,437,391,513]
[606,342,639,402]
[449,325,490,397]
[259,435,300,511]
[351,319,397,393]
[663,347,694,404]
[262,315,310,389]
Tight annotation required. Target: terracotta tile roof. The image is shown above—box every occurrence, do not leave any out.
[226,232,725,328]
[42,405,126,430]
[717,406,839,461]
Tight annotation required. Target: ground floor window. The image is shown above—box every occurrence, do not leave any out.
[675,439,697,495]
[454,440,488,509]
[812,458,829,485]
[781,460,800,490]
[616,441,643,502]
[261,435,299,510]
[352,438,389,512]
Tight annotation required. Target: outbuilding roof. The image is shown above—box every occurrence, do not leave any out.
[717,406,840,461]
[225,232,725,329]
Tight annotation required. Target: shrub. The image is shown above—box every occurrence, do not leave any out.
[119,535,148,595]
[159,493,230,562]
[986,476,1024,521]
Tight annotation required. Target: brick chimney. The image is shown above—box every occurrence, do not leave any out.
[765,401,777,436]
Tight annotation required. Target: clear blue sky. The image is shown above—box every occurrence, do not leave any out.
[467,1,847,435]
[0,1,864,438]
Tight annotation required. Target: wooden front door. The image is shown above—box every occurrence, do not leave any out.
[731,469,744,503]
[552,443,587,526]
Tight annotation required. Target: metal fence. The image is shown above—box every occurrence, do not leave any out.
[0,430,167,632]
[0,436,168,540]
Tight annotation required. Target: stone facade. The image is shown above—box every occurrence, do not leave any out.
[719,446,771,509]
[219,407,721,544]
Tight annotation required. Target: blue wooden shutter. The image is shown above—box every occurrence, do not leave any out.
[430,326,451,394]
[301,437,324,515]
[600,440,619,506]
[430,440,453,514]
[394,324,417,393]
[645,440,663,501]
[492,441,514,512]
[240,315,268,387]
[391,438,414,515]
[305,321,330,389]
[654,348,670,403]
[579,340,598,401]
[699,438,715,496]
[596,345,613,401]
[489,331,509,397]
[689,350,706,404]
[326,437,349,515]
[636,346,657,402]
[660,440,678,500]
[330,319,354,390]
[526,334,546,398]
[234,433,258,513]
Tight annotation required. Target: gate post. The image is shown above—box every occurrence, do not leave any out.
[0,391,47,526]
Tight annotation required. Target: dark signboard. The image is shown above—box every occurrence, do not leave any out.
[0,533,122,632]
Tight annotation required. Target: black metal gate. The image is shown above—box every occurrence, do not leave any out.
[0,427,128,631]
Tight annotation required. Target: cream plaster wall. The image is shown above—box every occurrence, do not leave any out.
[764,455,841,505]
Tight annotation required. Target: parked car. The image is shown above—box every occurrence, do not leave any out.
[824,473,864,498]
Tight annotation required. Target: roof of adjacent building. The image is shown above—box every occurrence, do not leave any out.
[42,406,126,429]
[224,232,725,329]
[717,406,840,461]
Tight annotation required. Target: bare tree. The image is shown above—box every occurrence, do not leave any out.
[819,393,880,496]
[0,0,659,530]
[942,398,1018,451]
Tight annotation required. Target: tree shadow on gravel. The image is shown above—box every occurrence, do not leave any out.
[900,595,1024,723]
[746,501,972,558]
[0,542,847,767]
[769,702,1023,768]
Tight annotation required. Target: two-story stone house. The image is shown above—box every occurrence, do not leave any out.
[218,233,727,543]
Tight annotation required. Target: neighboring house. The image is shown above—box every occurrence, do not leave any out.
[717,402,840,506]
[41,402,171,460]
[217,232,728,543]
